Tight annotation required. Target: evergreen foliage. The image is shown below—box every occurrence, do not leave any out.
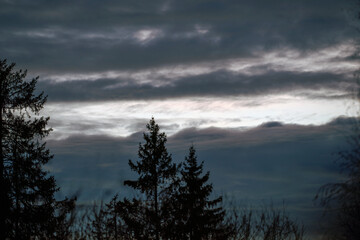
[117,122,234,239]
[0,59,75,239]
[120,117,178,240]
[176,145,231,240]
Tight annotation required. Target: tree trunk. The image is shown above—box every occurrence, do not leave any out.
[13,136,20,240]
[155,177,159,240]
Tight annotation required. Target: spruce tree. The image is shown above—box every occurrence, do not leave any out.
[121,117,178,240]
[178,145,229,240]
[0,59,74,239]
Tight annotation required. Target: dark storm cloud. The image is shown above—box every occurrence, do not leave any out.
[260,121,284,128]
[47,116,355,231]
[169,117,353,150]
[37,70,354,101]
[2,0,357,104]
[0,0,357,73]
[47,115,355,195]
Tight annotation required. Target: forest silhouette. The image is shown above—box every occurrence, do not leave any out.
[0,58,359,239]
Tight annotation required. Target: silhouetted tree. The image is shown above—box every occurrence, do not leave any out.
[175,146,232,239]
[66,203,90,240]
[120,117,178,240]
[105,195,123,240]
[87,195,125,240]
[224,201,304,240]
[52,197,77,239]
[315,122,360,239]
[314,45,360,238]
[0,59,75,239]
[117,197,148,239]
[256,205,304,240]
[87,200,109,240]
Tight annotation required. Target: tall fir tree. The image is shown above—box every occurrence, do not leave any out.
[177,145,230,240]
[0,59,75,239]
[120,117,178,240]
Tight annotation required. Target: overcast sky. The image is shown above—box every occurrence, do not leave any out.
[1,0,359,237]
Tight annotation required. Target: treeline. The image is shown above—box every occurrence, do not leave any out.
[66,118,304,240]
[0,59,358,239]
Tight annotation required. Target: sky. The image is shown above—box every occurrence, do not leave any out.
[1,0,360,237]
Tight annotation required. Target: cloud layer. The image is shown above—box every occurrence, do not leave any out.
[2,1,359,237]
[1,0,359,103]
[47,117,356,234]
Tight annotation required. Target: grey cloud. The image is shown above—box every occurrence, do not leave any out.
[295,91,354,100]
[47,115,356,186]
[260,121,283,128]
[49,118,118,132]
[37,70,354,102]
[3,0,358,235]
[327,115,359,126]
[169,118,353,150]
[1,0,357,73]
[47,133,141,156]
[123,119,180,133]
[183,119,217,128]
[46,116,355,233]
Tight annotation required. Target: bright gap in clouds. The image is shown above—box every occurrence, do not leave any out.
[44,94,358,140]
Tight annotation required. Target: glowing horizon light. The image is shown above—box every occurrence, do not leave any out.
[43,93,359,140]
